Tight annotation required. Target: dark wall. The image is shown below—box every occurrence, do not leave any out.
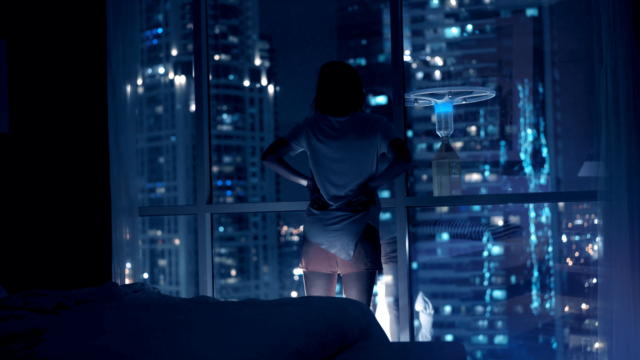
[0,1,112,295]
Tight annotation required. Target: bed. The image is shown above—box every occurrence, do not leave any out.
[0,281,465,359]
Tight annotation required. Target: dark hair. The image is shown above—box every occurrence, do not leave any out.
[311,61,365,117]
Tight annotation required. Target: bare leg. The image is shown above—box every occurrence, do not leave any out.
[342,270,378,306]
[303,270,338,297]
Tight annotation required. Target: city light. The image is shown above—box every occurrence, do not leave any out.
[168,71,174,79]
[230,269,236,276]
[466,24,473,32]
[218,226,224,232]
[171,49,178,56]
[126,262,131,269]
[243,80,250,87]
[433,70,442,81]
[432,56,444,66]
[291,291,298,298]
[137,78,143,85]
[261,78,268,86]
[255,58,261,66]
[125,269,129,274]
[562,234,567,242]
[268,84,274,94]
[214,54,220,61]
[143,272,149,279]
[367,94,388,106]
[293,268,303,275]
[174,238,180,245]
[158,67,165,74]
[444,27,461,38]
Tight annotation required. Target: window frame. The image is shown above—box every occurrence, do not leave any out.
[136,0,600,342]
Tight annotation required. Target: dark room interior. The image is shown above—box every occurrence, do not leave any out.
[1,0,639,359]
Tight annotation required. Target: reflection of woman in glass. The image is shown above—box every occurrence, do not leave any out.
[262,61,411,305]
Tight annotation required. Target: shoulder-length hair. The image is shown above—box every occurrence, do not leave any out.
[311,61,364,117]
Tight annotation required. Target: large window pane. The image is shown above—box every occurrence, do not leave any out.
[133,215,199,298]
[136,0,197,206]
[212,211,305,300]
[409,202,602,358]
[402,0,599,196]
[207,0,395,204]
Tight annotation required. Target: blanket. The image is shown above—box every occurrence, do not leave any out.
[0,281,388,359]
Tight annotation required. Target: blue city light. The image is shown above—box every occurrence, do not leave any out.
[225,180,232,186]
[170,136,176,141]
[444,27,461,39]
[145,30,151,36]
[367,94,388,106]
[378,189,391,198]
[411,261,418,270]
[226,190,232,196]
[525,7,539,17]
[239,191,245,195]
[152,39,158,45]
[379,212,392,221]
[152,29,157,34]
[406,129,414,138]
[157,28,163,34]
[493,334,509,345]
[218,226,224,232]
[492,289,507,300]
[466,24,473,32]
[217,180,223,186]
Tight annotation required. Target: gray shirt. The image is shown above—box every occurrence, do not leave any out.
[283,111,400,261]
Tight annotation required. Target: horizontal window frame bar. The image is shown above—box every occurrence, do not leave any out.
[138,190,601,216]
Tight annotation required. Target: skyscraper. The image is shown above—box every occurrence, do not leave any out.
[135,0,199,297]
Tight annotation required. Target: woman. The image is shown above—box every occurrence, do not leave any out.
[261,61,411,306]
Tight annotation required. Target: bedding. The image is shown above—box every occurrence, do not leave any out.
[0,281,389,359]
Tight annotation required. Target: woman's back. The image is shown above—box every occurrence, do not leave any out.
[284,111,398,207]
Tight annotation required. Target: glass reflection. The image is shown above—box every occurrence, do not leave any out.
[136,0,197,206]
[409,202,602,358]
[403,0,599,196]
[135,215,198,298]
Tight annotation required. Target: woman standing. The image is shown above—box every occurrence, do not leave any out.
[261,61,411,306]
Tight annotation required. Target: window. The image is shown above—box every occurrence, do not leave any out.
[108,0,635,356]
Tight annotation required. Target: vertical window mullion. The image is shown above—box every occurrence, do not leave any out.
[193,0,213,297]
[389,0,413,342]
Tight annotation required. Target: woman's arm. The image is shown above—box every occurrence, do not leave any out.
[261,137,313,187]
[346,138,412,213]
[262,138,329,209]
[366,138,412,189]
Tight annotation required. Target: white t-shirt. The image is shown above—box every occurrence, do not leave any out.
[283,111,401,261]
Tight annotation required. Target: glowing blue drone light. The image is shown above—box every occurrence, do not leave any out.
[405,86,496,141]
